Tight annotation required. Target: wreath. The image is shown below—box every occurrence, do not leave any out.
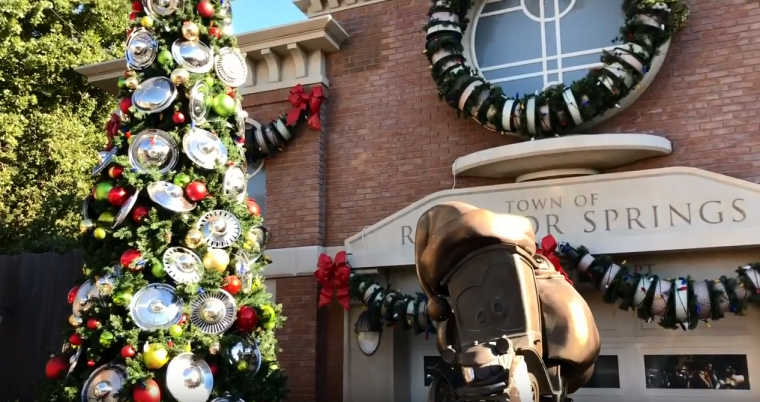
[423,0,690,139]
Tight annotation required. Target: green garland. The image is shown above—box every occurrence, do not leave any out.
[424,0,690,139]
[559,243,760,330]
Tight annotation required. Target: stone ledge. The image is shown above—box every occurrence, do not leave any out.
[75,15,349,96]
[452,134,672,181]
[293,0,389,17]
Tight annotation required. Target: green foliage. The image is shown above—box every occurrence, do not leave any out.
[0,0,129,254]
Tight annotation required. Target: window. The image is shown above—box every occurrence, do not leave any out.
[247,159,266,216]
[582,355,621,389]
[644,354,750,390]
[472,0,625,96]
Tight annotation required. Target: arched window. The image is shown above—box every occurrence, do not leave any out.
[472,0,625,96]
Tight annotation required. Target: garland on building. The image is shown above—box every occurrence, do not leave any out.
[316,236,760,336]
[38,1,326,401]
[423,0,690,139]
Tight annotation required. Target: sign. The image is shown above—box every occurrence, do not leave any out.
[344,168,760,268]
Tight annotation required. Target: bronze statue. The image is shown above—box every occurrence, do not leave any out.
[416,202,601,402]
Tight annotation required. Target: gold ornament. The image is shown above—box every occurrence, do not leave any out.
[125,76,139,90]
[141,16,154,28]
[185,229,204,249]
[181,22,200,41]
[170,68,190,86]
[69,315,81,327]
[185,342,192,352]
[80,219,94,233]
[237,360,248,371]
[202,248,229,273]
[209,341,220,354]
[93,227,107,240]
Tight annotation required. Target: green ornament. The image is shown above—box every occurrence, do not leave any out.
[113,291,133,306]
[151,261,166,278]
[168,324,183,338]
[93,227,107,240]
[270,363,279,371]
[212,94,236,117]
[83,265,92,276]
[173,173,191,187]
[117,77,127,89]
[99,331,114,346]
[237,360,248,371]
[98,211,115,224]
[260,304,276,330]
[157,50,173,65]
[94,181,114,201]
[204,76,216,88]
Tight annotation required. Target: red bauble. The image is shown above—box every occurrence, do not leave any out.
[120,345,136,359]
[172,111,186,124]
[209,364,218,376]
[69,333,83,346]
[247,199,261,216]
[121,248,143,271]
[119,97,132,114]
[197,1,215,18]
[133,379,161,402]
[209,27,221,39]
[45,355,69,379]
[108,165,124,179]
[131,1,143,12]
[222,276,242,295]
[87,360,95,367]
[129,12,138,22]
[179,313,188,325]
[132,205,149,224]
[108,186,129,207]
[236,306,259,331]
[86,318,100,330]
[67,286,80,304]
[226,87,236,97]
[185,181,207,202]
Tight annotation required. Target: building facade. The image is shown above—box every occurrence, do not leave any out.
[79,0,760,401]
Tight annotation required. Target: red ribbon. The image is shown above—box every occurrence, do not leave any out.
[536,235,572,285]
[286,84,325,130]
[314,251,351,310]
[104,113,121,150]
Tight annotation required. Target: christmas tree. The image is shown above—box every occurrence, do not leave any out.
[40,1,289,401]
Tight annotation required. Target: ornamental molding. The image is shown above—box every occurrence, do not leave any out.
[292,0,389,17]
[76,15,349,96]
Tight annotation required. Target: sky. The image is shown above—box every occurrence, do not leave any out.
[230,0,307,34]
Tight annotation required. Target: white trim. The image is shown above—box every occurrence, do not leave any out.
[263,245,343,278]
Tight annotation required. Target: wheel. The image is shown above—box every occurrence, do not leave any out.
[528,372,540,402]
[512,357,540,402]
[428,376,458,402]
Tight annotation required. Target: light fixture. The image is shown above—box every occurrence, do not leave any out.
[354,310,382,356]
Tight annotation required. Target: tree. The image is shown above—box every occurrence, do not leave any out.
[0,0,129,254]
[39,1,288,401]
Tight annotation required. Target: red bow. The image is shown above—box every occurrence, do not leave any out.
[314,251,351,310]
[536,235,572,285]
[104,113,121,150]
[286,84,325,130]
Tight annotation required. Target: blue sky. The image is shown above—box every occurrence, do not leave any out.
[231,0,307,34]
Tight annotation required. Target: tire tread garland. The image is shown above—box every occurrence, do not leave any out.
[347,244,760,335]
[424,0,690,139]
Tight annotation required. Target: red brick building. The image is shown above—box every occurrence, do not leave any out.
[79,1,760,401]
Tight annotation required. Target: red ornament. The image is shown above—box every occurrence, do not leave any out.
[226,87,236,97]
[185,181,207,202]
[120,344,136,359]
[87,360,95,367]
[108,186,130,207]
[236,306,259,331]
[132,205,149,224]
[133,379,161,402]
[45,355,69,379]
[179,313,188,325]
[209,26,221,39]
[69,333,83,346]
[197,1,215,18]
[67,286,80,304]
[129,12,138,22]
[247,199,261,216]
[209,364,218,376]
[172,111,186,124]
[119,97,132,114]
[121,248,143,271]
[86,318,101,330]
[167,340,174,348]
[222,276,242,295]
[131,1,143,12]
[108,165,124,179]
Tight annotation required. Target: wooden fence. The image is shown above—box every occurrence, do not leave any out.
[0,251,83,401]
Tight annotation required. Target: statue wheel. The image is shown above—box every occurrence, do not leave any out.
[428,377,458,402]
[528,372,539,402]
